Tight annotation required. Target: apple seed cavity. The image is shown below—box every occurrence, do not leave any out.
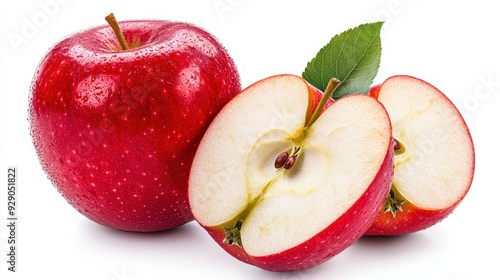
[222,78,341,248]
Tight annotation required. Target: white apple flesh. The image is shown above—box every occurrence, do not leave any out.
[189,74,394,271]
[366,75,475,235]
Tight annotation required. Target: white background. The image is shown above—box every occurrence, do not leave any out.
[0,0,498,279]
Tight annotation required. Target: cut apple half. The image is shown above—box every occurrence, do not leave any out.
[189,74,394,271]
[366,75,475,235]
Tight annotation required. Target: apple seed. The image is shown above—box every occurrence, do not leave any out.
[284,155,297,170]
[393,138,405,155]
[274,152,289,169]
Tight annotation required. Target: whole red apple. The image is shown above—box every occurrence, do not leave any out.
[29,16,240,232]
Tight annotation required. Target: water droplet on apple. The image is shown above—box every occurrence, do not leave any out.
[75,74,117,108]
[167,30,218,57]
[175,64,201,99]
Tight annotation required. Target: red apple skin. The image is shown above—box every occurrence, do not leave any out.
[194,82,393,271]
[365,76,475,235]
[365,200,458,235]
[368,83,382,99]
[29,20,240,232]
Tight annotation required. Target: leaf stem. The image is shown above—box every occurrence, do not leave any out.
[105,13,129,50]
[306,78,341,128]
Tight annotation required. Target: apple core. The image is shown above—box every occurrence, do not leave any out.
[221,78,341,247]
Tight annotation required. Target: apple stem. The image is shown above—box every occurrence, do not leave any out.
[105,13,129,50]
[306,78,341,128]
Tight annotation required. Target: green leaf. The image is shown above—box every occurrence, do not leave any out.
[302,22,383,99]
